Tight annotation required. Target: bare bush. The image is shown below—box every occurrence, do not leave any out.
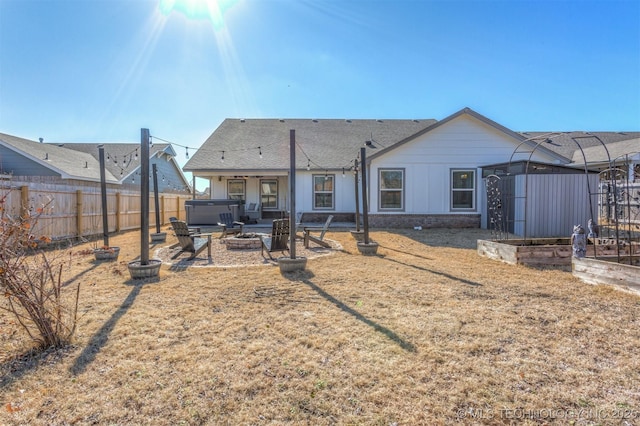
[0,191,80,350]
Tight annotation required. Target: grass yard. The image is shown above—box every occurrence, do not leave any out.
[1,227,639,425]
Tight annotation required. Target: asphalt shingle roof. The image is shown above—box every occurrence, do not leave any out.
[0,132,118,182]
[56,143,173,180]
[183,118,438,172]
[519,132,640,162]
[572,137,640,164]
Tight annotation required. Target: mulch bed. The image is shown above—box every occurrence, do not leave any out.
[153,237,341,268]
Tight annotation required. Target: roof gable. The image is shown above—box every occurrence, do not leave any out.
[367,107,569,163]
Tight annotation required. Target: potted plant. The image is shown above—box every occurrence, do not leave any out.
[94,244,120,261]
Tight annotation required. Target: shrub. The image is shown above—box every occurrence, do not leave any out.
[0,191,80,349]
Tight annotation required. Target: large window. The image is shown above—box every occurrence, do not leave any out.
[260,180,278,210]
[451,169,475,210]
[227,179,245,200]
[379,169,404,210]
[313,175,334,209]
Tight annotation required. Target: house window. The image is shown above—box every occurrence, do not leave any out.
[451,169,475,210]
[260,179,278,210]
[379,169,404,210]
[313,175,334,209]
[227,179,245,200]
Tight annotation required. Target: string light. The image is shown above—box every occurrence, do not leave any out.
[221,151,225,163]
[306,159,310,171]
[342,167,345,178]
[185,147,189,159]
[259,146,262,158]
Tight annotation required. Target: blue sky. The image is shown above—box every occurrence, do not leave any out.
[1,0,639,172]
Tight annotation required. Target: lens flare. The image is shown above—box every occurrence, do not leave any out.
[159,0,238,30]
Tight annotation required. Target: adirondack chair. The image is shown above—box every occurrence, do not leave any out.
[169,218,211,260]
[217,212,244,238]
[261,219,290,259]
[303,215,333,248]
[245,202,260,223]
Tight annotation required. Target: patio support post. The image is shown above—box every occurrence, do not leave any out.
[98,145,109,247]
[360,147,370,244]
[141,128,150,265]
[289,129,296,259]
[354,158,360,232]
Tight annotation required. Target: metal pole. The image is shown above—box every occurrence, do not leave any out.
[141,128,150,265]
[289,129,296,259]
[360,147,370,244]
[98,145,109,247]
[152,163,161,234]
[354,158,360,232]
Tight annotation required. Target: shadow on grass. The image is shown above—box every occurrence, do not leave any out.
[69,279,153,375]
[61,261,100,287]
[0,345,74,390]
[380,255,482,287]
[381,228,493,250]
[376,244,434,261]
[282,271,416,352]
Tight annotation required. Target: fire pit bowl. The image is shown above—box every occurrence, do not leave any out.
[224,233,266,250]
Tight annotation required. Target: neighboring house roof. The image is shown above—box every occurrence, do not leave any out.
[0,132,118,182]
[570,137,640,165]
[183,118,438,172]
[54,142,179,181]
[518,131,640,162]
[0,132,191,191]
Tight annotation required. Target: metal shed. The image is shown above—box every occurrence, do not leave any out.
[482,161,600,238]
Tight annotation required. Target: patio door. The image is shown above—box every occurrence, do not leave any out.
[260,179,278,211]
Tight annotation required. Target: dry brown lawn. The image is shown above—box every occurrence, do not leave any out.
[1,227,639,425]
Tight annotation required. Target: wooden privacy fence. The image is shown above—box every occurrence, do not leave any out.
[0,179,190,242]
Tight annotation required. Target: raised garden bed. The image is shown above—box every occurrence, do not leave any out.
[477,238,640,269]
[572,256,640,295]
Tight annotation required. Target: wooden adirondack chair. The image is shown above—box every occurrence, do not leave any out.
[303,215,333,248]
[217,212,244,238]
[170,218,211,260]
[261,219,290,259]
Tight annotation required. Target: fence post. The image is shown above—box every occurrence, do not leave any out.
[20,186,29,219]
[160,195,165,225]
[115,192,121,232]
[76,189,83,238]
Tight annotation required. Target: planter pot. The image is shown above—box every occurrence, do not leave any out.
[350,230,365,242]
[150,232,167,243]
[128,259,162,279]
[277,256,307,273]
[357,241,379,256]
[94,247,120,261]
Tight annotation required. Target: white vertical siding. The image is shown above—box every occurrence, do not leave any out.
[370,115,560,215]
